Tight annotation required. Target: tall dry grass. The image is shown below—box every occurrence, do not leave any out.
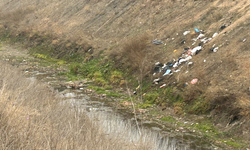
[0,61,180,150]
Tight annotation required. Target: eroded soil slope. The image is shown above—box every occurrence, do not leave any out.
[0,0,250,144]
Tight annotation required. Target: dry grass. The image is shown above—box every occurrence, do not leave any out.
[112,34,150,73]
[0,62,176,150]
[1,0,250,141]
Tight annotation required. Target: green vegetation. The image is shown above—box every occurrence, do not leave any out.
[136,103,153,109]
[160,116,176,123]
[87,85,123,97]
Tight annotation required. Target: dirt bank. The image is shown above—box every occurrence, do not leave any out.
[0,0,250,149]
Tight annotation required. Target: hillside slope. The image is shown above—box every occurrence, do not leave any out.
[0,0,250,144]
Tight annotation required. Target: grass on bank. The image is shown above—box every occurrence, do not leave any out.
[0,29,248,149]
[0,62,163,150]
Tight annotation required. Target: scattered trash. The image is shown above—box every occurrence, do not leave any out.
[160,84,166,88]
[152,39,163,45]
[212,32,218,38]
[136,85,140,90]
[191,78,198,84]
[195,28,200,33]
[197,33,205,39]
[184,83,188,87]
[153,78,162,84]
[154,62,163,73]
[212,47,219,52]
[133,91,137,95]
[188,62,193,65]
[191,46,202,55]
[174,69,180,73]
[163,69,171,76]
[150,25,229,86]
[173,62,179,68]
[243,38,246,42]
[183,31,190,35]
[220,25,226,30]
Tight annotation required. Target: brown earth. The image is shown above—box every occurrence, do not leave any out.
[0,0,250,147]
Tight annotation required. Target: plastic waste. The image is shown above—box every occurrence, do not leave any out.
[212,32,218,38]
[163,69,171,76]
[160,84,166,88]
[185,56,192,61]
[183,31,190,35]
[220,25,226,30]
[188,62,193,65]
[153,78,162,84]
[195,28,200,33]
[173,62,178,68]
[174,69,180,73]
[136,85,140,90]
[191,78,198,84]
[173,50,177,53]
[191,46,202,55]
[243,38,246,42]
[210,47,219,52]
[213,47,219,52]
[197,33,205,39]
[192,38,197,41]
[152,39,163,45]
[154,62,163,73]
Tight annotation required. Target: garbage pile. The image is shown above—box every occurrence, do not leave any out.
[151,27,226,86]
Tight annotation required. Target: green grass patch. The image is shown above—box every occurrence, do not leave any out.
[160,116,176,123]
[187,95,210,114]
[223,140,243,148]
[137,103,153,109]
[143,92,159,104]
[87,85,122,97]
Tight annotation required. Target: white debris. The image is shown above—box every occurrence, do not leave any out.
[173,62,179,68]
[197,33,205,39]
[213,47,219,52]
[212,32,218,38]
[191,46,202,55]
[183,31,190,35]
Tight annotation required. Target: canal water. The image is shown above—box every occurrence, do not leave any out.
[22,67,216,150]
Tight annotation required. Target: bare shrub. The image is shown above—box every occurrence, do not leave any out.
[110,33,157,78]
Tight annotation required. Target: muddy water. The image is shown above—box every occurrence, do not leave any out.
[21,67,216,150]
